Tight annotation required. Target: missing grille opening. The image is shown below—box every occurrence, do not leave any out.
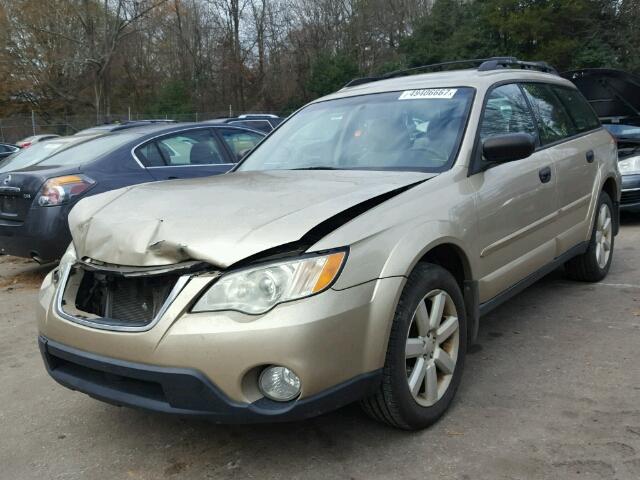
[62,266,182,327]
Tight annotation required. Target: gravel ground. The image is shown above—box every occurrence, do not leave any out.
[1,215,639,480]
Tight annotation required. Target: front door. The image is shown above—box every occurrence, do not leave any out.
[471,83,559,302]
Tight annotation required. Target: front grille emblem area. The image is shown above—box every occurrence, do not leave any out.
[54,263,192,332]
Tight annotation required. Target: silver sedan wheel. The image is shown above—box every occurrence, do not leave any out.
[405,289,460,407]
[595,203,613,269]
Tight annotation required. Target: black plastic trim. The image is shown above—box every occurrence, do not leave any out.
[344,57,558,88]
[464,280,480,346]
[39,336,382,423]
[478,242,588,317]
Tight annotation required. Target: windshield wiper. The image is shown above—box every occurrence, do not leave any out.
[291,166,343,170]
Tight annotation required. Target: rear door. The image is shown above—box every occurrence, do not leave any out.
[473,83,558,302]
[521,83,601,253]
[136,128,234,180]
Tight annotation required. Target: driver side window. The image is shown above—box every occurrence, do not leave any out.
[480,84,538,143]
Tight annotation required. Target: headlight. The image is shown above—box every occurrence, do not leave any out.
[192,250,347,315]
[618,155,640,175]
[37,175,95,207]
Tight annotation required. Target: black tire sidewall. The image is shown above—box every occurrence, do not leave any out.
[387,263,467,428]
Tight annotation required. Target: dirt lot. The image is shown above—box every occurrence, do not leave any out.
[1,217,640,480]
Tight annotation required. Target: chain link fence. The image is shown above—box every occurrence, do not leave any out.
[0,111,280,143]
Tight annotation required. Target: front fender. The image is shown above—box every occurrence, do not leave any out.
[318,218,474,290]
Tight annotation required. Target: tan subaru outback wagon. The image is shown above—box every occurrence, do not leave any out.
[38,58,621,430]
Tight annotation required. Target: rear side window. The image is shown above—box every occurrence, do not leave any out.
[479,84,538,142]
[521,83,577,144]
[552,86,601,133]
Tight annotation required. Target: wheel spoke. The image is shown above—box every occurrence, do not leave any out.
[597,208,604,228]
[429,292,446,330]
[414,301,429,335]
[436,316,459,344]
[434,347,455,375]
[405,338,424,359]
[424,361,438,405]
[408,357,427,396]
[603,238,611,252]
[602,217,611,233]
[595,243,602,265]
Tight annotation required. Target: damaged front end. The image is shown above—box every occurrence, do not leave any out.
[54,256,214,331]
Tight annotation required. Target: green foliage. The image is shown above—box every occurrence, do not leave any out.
[148,81,193,116]
[306,54,360,98]
[401,0,633,73]
[401,0,493,67]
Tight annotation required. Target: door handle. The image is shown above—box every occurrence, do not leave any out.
[538,166,552,183]
[167,176,178,180]
[586,150,595,163]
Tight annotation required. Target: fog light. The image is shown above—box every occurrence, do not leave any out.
[258,366,301,402]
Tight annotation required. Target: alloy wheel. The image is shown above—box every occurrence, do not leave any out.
[405,289,460,407]
[595,203,613,269]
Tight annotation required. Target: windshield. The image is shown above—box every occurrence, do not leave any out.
[36,133,140,167]
[0,140,72,173]
[237,88,474,172]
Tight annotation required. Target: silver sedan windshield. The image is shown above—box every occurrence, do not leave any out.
[238,87,474,172]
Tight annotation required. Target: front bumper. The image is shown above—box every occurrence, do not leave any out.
[621,174,640,211]
[0,204,72,261]
[39,336,381,422]
[38,271,404,420]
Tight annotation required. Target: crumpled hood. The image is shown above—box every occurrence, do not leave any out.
[69,170,433,267]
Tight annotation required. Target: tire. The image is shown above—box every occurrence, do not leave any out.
[564,192,614,282]
[361,263,467,430]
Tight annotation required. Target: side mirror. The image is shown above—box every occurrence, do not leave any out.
[482,133,535,164]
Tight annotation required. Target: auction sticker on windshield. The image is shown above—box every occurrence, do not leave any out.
[398,88,458,100]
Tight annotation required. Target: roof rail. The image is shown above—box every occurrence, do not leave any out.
[477,57,558,74]
[344,56,558,88]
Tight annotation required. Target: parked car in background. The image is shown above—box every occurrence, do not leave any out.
[37,58,620,430]
[0,143,19,160]
[563,68,640,212]
[206,114,283,133]
[74,119,177,136]
[16,134,60,148]
[0,123,264,262]
[0,135,103,173]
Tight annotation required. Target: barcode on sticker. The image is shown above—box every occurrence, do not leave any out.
[398,89,458,100]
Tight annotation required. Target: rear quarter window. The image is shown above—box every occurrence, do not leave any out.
[551,86,601,133]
